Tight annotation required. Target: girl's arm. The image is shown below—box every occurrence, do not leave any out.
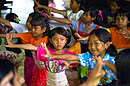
[4,34,37,51]
[74,33,89,41]
[104,61,117,74]
[34,0,64,14]
[0,18,12,28]
[41,43,79,61]
[5,44,37,51]
[48,15,72,24]
[0,33,18,38]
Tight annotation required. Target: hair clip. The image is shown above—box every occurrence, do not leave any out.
[97,10,103,21]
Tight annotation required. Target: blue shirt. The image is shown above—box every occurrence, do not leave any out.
[78,52,116,85]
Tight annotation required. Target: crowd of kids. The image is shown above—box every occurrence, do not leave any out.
[0,0,130,86]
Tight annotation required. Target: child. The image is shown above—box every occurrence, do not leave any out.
[107,8,130,51]
[0,15,50,86]
[103,0,120,27]
[42,28,117,85]
[5,27,76,86]
[34,0,85,21]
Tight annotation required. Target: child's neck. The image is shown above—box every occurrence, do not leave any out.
[53,49,64,54]
[73,8,79,13]
[118,26,128,32]
[35,35,43,40]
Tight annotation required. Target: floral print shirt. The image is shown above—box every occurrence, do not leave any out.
[78,52,117,85]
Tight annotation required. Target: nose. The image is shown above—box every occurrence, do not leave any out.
[91,43,96,49]
[57,39,62,44]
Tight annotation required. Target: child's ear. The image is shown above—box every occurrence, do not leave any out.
[105,42,111,49]
[42,27,46,32]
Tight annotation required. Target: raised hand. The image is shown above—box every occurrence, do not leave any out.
[34,0,42,8]
[6,33,13,45]
[41,42,52,58]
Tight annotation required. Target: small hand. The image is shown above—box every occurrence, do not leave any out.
[34,0,42,8]
[6,33,13,45]
[41,43,52,58]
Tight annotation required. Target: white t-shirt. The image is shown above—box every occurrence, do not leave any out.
[10,22,28,33]
[66,10,84,21]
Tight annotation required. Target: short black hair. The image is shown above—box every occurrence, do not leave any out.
[49,27,71,48]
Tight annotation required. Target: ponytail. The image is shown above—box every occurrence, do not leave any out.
[106,44,117,57]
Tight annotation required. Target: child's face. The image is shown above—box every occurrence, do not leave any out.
[70,0,80,11]
[82,11,95,23]
[26,16,32,31]
[50,33,67,50]
[88,34,107,57]
[31,26,46,39]
[110,1,120,13]
[116,15,129,29]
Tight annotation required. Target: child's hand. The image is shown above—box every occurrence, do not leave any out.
[6,33,13,45]
[41,43,53,58]
[34,0,42,8]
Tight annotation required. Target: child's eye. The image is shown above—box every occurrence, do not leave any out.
[61,39,65,41]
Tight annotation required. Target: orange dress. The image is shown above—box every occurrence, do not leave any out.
[109,27,130,49]
[17,32,48,86]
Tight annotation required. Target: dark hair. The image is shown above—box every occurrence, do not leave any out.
[89,28,117,56]
[115,48,130,85]
[110,0,121,7]
[0,59,14,84]
[29,12,42,18]
[48,27,71,48]
[30,15,50,36]
[115,8,130,20]
[5,13,20,23]
[84,7,106,26]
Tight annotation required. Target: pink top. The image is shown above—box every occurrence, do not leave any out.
[37,46,76,72]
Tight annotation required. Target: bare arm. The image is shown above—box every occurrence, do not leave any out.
[4,34,37,50]
[0,18,12,28]
[0,33,18,38]
[48,16,72,24]
[5,44,37,50]
[41,43,79,61]
[34,0,64,14]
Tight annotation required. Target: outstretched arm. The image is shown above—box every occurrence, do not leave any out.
[0,33,18,38]
[0,18,12,28]
[4,34,37,51]
[48,14,72,24]
[74,33,89,41]
[34,0,65,14]
[41,43,79,61]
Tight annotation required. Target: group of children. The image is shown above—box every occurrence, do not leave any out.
[0,0,130,86]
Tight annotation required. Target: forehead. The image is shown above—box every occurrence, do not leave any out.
[71,0,76,3]
[52,33,66,38]
[88,34,100,42]
[116,14,128,19]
